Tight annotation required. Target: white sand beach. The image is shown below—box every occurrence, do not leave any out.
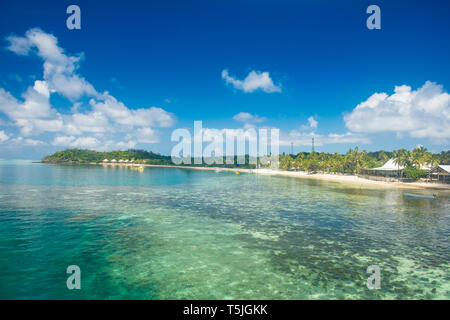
[97,162,450,191]
[251,168,450,191]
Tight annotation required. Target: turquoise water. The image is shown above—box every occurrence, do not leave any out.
[0,160,448,299]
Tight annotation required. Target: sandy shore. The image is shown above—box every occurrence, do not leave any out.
[95,162,450,191]
[252,169,450,191]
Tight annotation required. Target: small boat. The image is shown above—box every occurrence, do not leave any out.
[404,193,436,200]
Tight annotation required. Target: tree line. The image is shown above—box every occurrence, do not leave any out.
[276,146,449,179]
[43,147,449,178]
[42,149,173,165]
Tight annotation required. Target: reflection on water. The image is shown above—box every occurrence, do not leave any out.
[0,161,449,299]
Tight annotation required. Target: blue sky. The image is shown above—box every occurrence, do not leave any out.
[0,0,449,159]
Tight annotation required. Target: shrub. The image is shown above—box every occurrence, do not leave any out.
[404,166,426,180]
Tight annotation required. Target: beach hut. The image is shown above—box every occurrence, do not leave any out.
[429,165,450,184]
[111,159,117,163]
[364,158,404,177]
[103,159,109,162]
[119,159,124,163]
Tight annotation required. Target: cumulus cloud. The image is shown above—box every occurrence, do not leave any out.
[300,116,318,131]
[222,69,281,93]
[52,135,101,149]
[0,130,9,143]
[114,140,136,150]
[232,112,266,127]
[89,94,174,128]
[136,127,159,144]
[280,130,369,147]
[10,137,47,146]
[22,138,46,146]
[344,81,450,143]
[0,28,175,149]
[7,28,97,100]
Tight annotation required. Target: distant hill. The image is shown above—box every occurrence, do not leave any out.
[42,148,259,168]
[42,149,172,165]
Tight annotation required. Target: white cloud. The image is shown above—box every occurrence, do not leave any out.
[136,127,159,144]
[233,112,266,124]
[222,69,281,93]
[114,140,136,149]
[0,130,9,143]
[7,28,97,101]
[0,82,53,120]
[0,28,175,150]
[344,81,450,143]
[90,93,174,128]
[0,81,64,136]
[52,135,101,149]
[325,132,370,144]
[300,116,318,130]
[281,130,369,147]
[23,138,46,146]
[10,137,47,146]
[65,112,109,135]
[6,35,31,55]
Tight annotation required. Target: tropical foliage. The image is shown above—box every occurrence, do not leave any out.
[43,147,449,175]
[274,147,448,176]
[275,147,378,174]
[403,166,427,180]
[42,149,257,168]
[42,149,172,165]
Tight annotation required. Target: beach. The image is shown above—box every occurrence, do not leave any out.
[96,162,450,191]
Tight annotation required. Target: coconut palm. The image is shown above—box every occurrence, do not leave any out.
[411,146,427,168]
[393,149,409,178]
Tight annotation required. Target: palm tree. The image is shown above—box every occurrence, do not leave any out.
[393,149,409,178]
[411,146,427,168]
[429,154,440,167]
[378,150,389,163]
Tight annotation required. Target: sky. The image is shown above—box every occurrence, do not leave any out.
[0,0,449,159]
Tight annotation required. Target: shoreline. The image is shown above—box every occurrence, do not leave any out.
[89,162,450,191]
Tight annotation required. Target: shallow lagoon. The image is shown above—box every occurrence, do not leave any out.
[0,160,448,299]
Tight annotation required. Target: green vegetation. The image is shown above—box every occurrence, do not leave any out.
[42,149,172,165]
[277,147,380,174]
[276,146,449,175]
[42,149,256,168]
[43,147,449,175]
[403,166,426,180]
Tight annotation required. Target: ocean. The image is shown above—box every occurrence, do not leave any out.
[0,160,448,299]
